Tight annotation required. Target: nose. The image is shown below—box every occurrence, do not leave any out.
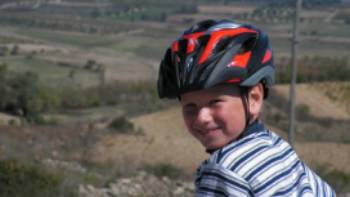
[195,107,213,125]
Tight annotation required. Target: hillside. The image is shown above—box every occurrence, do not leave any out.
[87,84,350,176]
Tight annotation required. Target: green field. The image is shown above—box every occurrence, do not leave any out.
[17,29,115,49]
[0,55,100,87]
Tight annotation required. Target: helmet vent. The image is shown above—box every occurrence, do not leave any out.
[238,36,257,54]
[213,36,232,54]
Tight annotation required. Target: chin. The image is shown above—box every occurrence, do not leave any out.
[203,142,225,150]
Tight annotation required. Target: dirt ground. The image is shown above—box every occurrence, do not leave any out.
[88,106,207,175]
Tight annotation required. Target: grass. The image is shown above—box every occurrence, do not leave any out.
[143,163,186,180]
[269,34,350,58]
[16,29,115,49]
[300,22,350,37]
[97,34,170,60]
[0,159,75,197]
[15,26,171,60]
[265,86,350,143]
[0,56,100,87]
[312,82,350,115]
[0,35,30,44]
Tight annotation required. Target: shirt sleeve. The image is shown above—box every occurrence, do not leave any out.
[195,163,253,197]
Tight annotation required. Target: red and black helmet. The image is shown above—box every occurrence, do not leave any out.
[157,19,275,99]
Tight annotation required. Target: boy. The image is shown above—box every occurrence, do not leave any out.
[157,19,335,196]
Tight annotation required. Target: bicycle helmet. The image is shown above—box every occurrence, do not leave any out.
[157,19,275,99]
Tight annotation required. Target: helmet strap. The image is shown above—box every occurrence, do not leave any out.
[240,87,252,128]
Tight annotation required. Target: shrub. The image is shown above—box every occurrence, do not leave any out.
[0,159,62,197]
[0,65,60,121]
[59,86,101,109]
[108,116,140,134]
[296,104,310,121]
[31,114,58,126]
[10,45,19,55]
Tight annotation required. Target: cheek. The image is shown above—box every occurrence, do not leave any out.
[215,104,245,129]
[182,112,194,131]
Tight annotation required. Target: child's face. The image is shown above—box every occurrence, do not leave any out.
[180,84,246,150]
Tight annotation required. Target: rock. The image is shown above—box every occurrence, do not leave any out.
[79,184,109,197]
[173,186,184,195]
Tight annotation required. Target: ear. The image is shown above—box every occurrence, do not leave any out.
[248,83,264,119]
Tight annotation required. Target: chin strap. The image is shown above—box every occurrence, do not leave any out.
[240,87,251,128]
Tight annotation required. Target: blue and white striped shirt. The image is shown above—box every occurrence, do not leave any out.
[194,122,336,196]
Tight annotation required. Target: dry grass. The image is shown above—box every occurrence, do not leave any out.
[300,9,335,19]
[88,106,206,176]
[295,142,350,173]
[198,4,256,15]
[272,84,350,120]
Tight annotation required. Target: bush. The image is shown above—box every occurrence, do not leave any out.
[108,116,141,134]
[59,86,101,109]
[0,65,60,121]
[31,114,58,126]
[0,159,62,197]
[296,104,310,121]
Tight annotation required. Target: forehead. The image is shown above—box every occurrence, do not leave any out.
[180,84,241,103]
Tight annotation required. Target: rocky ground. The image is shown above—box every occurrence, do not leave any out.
[78,171,194,197]
[78,170,350,197]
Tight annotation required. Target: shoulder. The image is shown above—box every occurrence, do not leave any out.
[195,161,254,196]
[194,130,281,196]
[212,129,287,171]
[197,130,336,196]
[204,130,302,192]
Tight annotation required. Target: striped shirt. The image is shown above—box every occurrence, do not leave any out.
[194,122,336,197]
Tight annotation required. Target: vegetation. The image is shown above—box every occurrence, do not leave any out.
[0,64,59,122]
[276,56,350,84]
[334,8,350,25]
[312,82,350,115]
[0,62,170,122]
[0,159,72,197]
[108,115,142,135]
[316,164,350,193]
[264,86,350,143]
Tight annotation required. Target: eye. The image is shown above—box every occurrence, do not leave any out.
[183,104,198,116]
